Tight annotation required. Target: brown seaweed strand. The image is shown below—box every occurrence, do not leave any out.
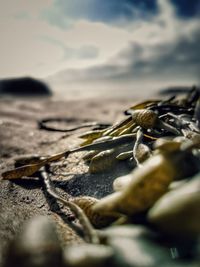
[40,167,100,244]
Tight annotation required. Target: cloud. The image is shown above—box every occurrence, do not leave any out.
[42,0,200,29]
[1,0,137,77]
[48,0,200,85]
[40,36,99,60]
[1,0,199,91]
[77,45,99,59]
[118,30,200,81]
[42,0,157,28]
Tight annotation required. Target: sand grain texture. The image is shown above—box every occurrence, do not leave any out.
[0,96,134,266]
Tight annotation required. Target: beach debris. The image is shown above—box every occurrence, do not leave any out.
[3,87,199,179]
[147,173,200,238]
[63,244,114,267]
[40,167,100,244]
[3,216,62,267]
[1,87,200,266]
[71,196,117,228]
[93,139,199,216]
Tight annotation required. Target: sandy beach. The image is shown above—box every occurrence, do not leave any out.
[0,94,138,264]
[0,88,199,266]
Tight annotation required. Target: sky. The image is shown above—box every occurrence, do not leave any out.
[0,0,200,97]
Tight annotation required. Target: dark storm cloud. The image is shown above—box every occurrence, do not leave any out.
[51,26,200,83]
[125,29,199,80]
[146,32,200,77]
[43,0,200,28]
[113,29,200,80]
